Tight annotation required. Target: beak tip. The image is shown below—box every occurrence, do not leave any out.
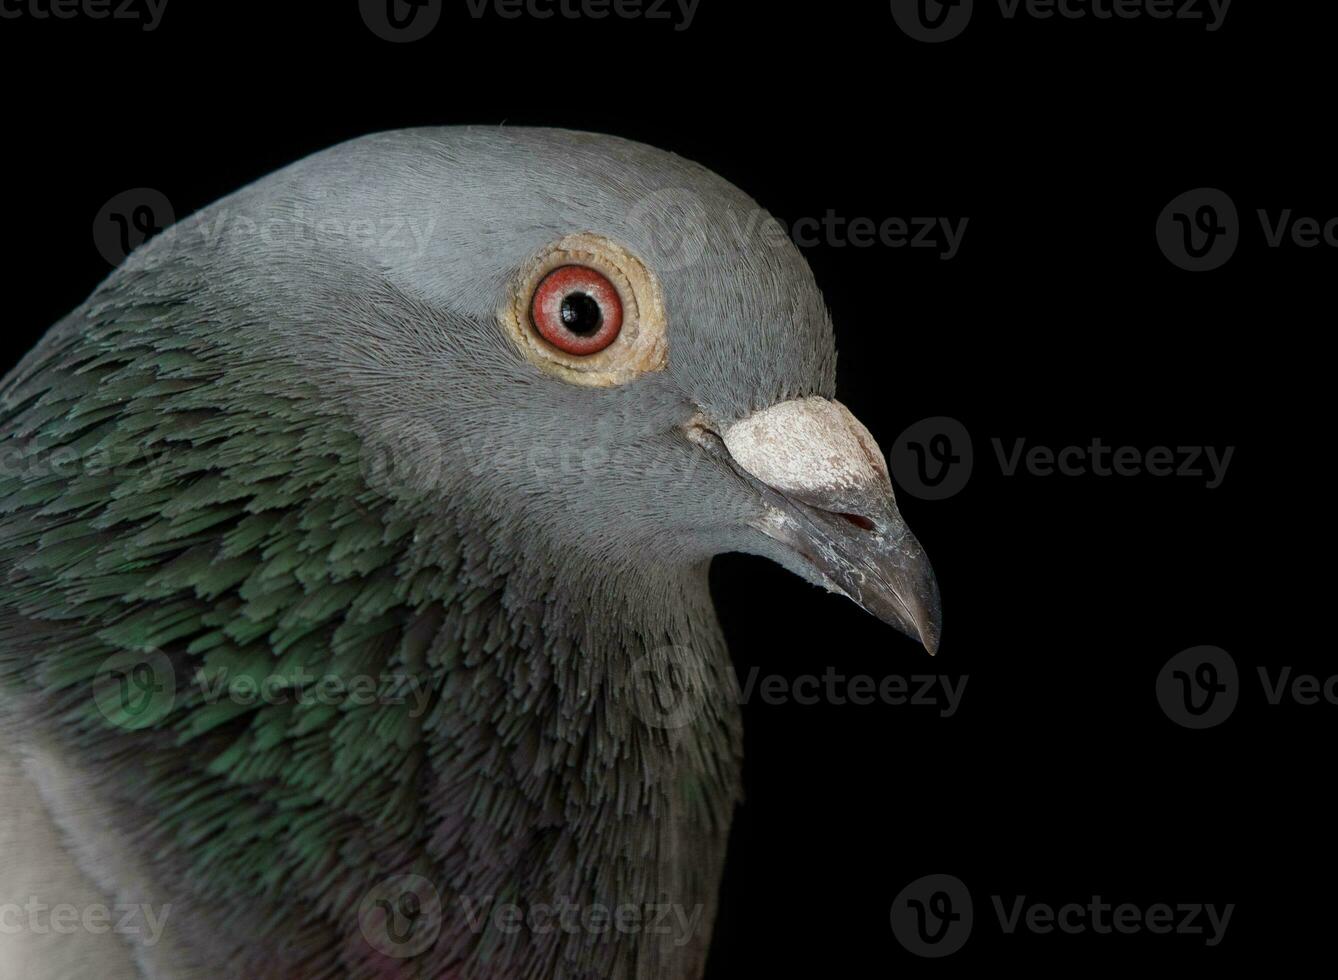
[910,588,942,656]
[918,623,941,657]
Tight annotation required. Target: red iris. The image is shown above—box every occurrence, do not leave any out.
[530,265,623,355]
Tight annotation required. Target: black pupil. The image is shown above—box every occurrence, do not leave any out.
[559,291,603,336]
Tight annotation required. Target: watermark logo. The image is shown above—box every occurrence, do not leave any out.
[889,418,1233,500]
[190,205,439,259]
[359,415,448,499]
[626,648,968,729]
[358,874,444,958]
[893,876,1234,954]
[627,645,709,730]
[92,649,176,730]
[889,416,974,501]
[1156,645,1237,729]
[96,188,447,268]
[1157,187,1239,271]
[626,189,968,270]
[1158,648,1337,729]
[93,188,175,267]
[1159,189,1337,270]
[361,0,701,39]
[891,874,973,957]
[890,0,974,42]
[360,0,443,42]
[894,0,1232,41]
[626,188,712,274]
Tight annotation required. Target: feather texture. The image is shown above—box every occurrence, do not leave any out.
[0,127,846,979]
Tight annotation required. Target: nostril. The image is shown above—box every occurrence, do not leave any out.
[838,512,876,532]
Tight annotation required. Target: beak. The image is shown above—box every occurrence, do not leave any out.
[702,397,942,654]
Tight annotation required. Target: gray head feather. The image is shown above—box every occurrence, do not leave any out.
[0,128,934,980]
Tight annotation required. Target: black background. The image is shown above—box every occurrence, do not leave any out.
[0,0,1326,974]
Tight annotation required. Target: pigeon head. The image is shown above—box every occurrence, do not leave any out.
[0,127,943,978]
[159,127,940,651]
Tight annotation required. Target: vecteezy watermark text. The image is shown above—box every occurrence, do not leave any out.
[465,0,700,30]
[1158,646,1338,729]
[460,896,705,946]
[92,649,436,732]
[0,899,172,946]
[992,437,1233,488]
[888,418,1234,500]
[891,0,1232,43]
[360,0,699,40]
[1159,187,1338,271]
[628,191,969,271]
[739,667,967,717]
[0,0,167,30]
[785,212,967,259]
[629,653,970,730]
[991,894,1233,946]
[890,874,1233,957]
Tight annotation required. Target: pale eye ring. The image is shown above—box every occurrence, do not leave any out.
[501,232,668,387]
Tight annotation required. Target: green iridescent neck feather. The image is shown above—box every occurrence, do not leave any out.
[0,276,743,979]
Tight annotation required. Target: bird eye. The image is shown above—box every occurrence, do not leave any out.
[530,265,623,356]
[501,232,668,388]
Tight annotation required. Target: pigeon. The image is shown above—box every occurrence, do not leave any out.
[0,128,941,980]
